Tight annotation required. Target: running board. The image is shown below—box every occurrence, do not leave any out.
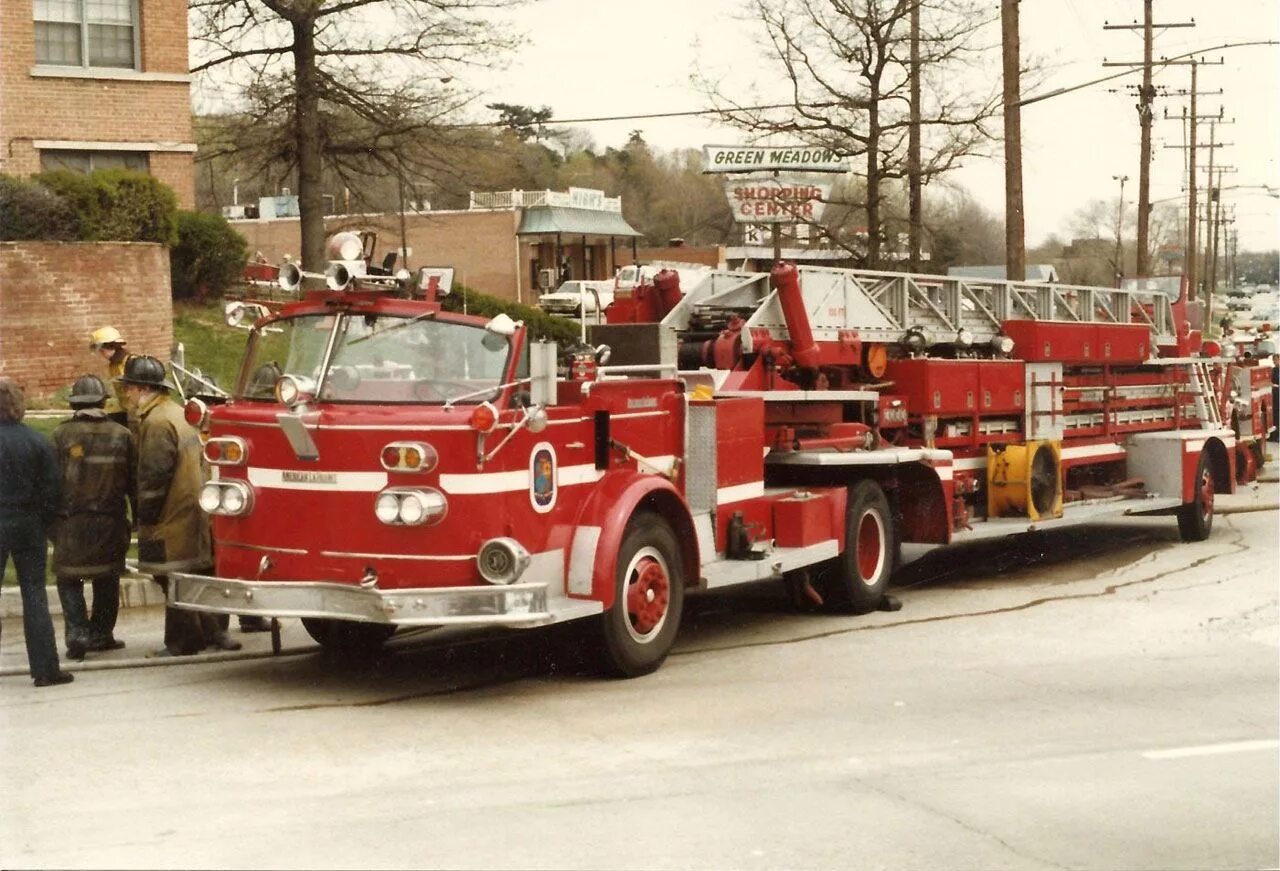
[697,540,840,590]
[950,495,1184,544]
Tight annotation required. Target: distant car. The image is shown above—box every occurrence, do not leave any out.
[537,280,615,317]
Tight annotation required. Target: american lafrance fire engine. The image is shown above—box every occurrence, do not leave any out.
[171,234,1276,677]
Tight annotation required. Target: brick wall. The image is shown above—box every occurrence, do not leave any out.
[0,242,173,403]
[0,0,195,206]
[232,210,529,303]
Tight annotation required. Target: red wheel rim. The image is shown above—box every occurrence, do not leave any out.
[625,549,670,641]
[856,510,885,584]
[1199,469,1214,521]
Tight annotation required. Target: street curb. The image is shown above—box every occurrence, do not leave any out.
[0,643,315,678]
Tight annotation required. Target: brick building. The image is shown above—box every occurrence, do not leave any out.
[0,0,195,205]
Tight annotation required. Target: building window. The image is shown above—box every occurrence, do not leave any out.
[40,150,150,173]
[34,0,137,69]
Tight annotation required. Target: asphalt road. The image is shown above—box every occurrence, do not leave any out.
[2,492,1277,870]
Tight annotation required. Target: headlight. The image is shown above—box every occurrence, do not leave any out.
[198,482,223,513]
[398,492,426,524]
[373,488,447,526]
[221,485,247,514]
[198,481,254,516]
[375,492,401,524]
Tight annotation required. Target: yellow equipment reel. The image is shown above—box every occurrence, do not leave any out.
[986,440,1063,521]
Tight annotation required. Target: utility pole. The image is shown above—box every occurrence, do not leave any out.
[1208,169,1225,336]
[1113,174,1129,284]
[1002,0,1024,282]
[1103,7,1195,277]
[908,0,922,272]
[1158,56,1223,299]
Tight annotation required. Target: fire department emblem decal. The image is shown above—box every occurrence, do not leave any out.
[530,443,557,513]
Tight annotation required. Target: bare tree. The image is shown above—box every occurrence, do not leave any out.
[191,0,524,268]
[699,0,999,268]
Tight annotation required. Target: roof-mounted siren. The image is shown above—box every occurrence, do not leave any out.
[325,259,363,291]
[276,260,325,293]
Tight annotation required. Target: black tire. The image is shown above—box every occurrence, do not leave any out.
[301,618,396,655]
[597,512,685,678]
[819,480,895,614]
[1177,452,1215,542]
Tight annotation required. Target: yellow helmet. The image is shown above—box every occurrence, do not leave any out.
[89,326,125,350]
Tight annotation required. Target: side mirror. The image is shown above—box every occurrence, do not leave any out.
[525,405,549,434]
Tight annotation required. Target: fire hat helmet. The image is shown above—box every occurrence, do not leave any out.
[68,374,109,407]
[89,326,126,350]
[115,355,170,391]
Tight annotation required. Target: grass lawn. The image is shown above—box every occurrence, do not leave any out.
[173,299,250,395]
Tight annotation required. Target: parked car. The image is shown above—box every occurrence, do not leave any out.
[537,280,615,317]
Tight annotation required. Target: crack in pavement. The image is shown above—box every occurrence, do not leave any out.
[840,774,1072,870]
[261,673,527,711]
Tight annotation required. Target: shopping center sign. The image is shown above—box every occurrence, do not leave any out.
[722,174,834,224]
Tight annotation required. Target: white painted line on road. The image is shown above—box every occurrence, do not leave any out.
[1141,739,1279,760]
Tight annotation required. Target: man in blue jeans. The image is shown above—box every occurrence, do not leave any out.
[0,377,74,687]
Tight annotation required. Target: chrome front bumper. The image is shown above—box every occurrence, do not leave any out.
[167,573,552,628]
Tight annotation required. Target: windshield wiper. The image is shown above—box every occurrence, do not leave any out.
[345,310,437,346]
[443,377,531,409]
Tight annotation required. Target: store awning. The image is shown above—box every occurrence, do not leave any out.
[516,206,641,237]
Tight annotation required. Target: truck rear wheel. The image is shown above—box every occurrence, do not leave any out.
[820,480,895,613]
[597,512,684,678]
[302,618,396,655]
[1177,452,1215,542]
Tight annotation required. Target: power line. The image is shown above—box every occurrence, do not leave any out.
[461,40,1276,130]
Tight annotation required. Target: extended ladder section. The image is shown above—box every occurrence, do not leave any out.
[665,266,1180,351]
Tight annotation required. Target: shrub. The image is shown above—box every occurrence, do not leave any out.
[441,285,581,347]
[170,210,249,300]
[0,174,78,240]
[35,169,178,244]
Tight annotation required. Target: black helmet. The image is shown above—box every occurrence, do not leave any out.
[115,355,170,391]
[68,374,108,407]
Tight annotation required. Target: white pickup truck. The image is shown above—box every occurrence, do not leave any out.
[537,280,616,317]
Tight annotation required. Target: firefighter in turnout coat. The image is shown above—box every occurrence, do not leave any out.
[89,326,135,427]
[51,374,136,660]
[117,356,240,656]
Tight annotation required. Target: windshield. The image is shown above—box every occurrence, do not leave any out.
[238,312,512,404]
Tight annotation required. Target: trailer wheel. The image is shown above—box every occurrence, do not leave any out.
[597,512,684,678]
[302,618,396,656]
[821,480,895,613]
[1177,452,1215,542]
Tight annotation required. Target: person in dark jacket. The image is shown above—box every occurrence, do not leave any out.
[117,356,240,656]
[51,374,136,660]
[0,377,74,687]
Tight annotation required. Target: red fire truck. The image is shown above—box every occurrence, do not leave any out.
[172,254,1275,676]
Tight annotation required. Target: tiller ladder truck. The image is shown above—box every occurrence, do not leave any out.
[171,252,1274,676]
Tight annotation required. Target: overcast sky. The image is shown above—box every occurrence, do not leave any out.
[475,0,1279,254]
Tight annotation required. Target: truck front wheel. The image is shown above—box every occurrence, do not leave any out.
[302,618,397,656]
[597,512,685,678]
[820,480,895,613]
